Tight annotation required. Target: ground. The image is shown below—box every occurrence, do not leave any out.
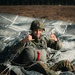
[0,5,75,23]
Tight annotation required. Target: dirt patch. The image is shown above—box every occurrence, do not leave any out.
[0,5,75,23]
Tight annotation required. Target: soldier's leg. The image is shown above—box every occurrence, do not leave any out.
[28,61,57,75]
[50,60,75,72]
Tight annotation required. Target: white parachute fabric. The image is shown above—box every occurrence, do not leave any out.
[49,50,75,63]
[0,13,75,75]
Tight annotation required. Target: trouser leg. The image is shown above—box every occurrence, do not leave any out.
[28,61,57,75]
[50,60,75,72]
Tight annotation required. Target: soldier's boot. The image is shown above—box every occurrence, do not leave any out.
[51,60,75,72]
[28,61,58,75]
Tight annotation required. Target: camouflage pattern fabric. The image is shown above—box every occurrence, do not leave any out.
[30,20,45,31]
[50,60,75,72]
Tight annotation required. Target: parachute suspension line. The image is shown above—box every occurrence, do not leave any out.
[10,15,18,26]
[0,64,14,75]
[26,61,42,70]
[0,15,18,28]
[0,15,13,22]
[0,66,9,75]
[63,25,67,34]
[9,42,27,65]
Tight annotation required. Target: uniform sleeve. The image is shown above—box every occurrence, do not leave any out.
[11,40,35,53]
[11,40,25,53]
[45,37,62,50]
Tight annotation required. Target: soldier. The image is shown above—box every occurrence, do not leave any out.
[11,20,62,64]
[1,20,75,75]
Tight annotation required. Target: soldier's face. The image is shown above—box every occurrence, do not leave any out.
[33,29,43,39]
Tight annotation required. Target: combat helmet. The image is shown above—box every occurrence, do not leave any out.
[30,20,45,31]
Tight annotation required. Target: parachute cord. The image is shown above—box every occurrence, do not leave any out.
[10,59,42,70]
[9,43,26,64]
[0,67,9,75]
[26,61,41,70]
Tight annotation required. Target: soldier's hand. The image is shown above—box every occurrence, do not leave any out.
[22,32,34,43]
[50,32,57,41]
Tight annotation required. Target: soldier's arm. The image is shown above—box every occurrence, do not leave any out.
[47,39,62,50]
[45,33,62,50]
[11,40,25,53]
[11,33,33,53]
